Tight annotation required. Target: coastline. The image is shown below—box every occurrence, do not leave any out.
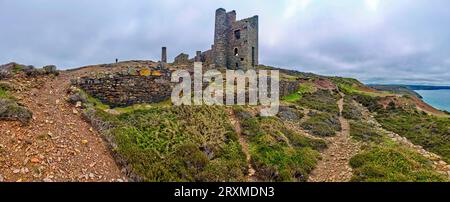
[415,89,450,113]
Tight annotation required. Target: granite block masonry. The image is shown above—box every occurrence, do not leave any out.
[75,72,173,108]
[75,70,300,108]
[195,8,259,70]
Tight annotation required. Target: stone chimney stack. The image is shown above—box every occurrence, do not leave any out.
[161,47,167,63]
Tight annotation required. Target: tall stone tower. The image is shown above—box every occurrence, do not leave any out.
[212,8,258,70]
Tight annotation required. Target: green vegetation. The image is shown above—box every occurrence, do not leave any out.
[345,85,450,181]
[351,90,449,162]
[329,77,363,87]
[114,100,172,113]
[282,93,302,103]
[297,89,340,115]
[301,112,341,137]
[0,98,32,124]
[376,109,450,162]
[349,120,383,143]
[90,105,247,182]
[12,63,26,73]
[350,142,447,182]
[282,82,316,103]
[0,88,9,99]
[329,77,362,94]
[342,96,363,120]
[0,83,32,124]
[0,83,15,100]
[235,108,323,181]
[353,93,383,112]
[338,83,358,95]
[348,116,447,182]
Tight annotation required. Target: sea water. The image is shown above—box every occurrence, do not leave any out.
[415,90,450,112]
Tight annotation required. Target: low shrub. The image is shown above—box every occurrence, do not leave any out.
[235,109,323,182]
[301,112,341,137]
[111,106,247,182]
[349,120,383,143]
[342,96,363,120]
[350,144,447,182]
[376,109,450,162]
[0,98,32,124]
[297,90,340,115]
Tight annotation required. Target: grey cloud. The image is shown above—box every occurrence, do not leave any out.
[0,0,449,85]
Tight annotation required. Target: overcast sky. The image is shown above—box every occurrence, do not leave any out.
[1,0,449,85]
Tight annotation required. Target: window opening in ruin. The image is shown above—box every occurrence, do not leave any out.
[234,48,239,56]
[241,58,244,61]
[252,47,255,66]
[234,30,241,40]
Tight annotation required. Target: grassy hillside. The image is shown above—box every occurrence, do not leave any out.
[65,63,449,182]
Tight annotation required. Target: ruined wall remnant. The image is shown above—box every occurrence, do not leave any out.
[211,8,258,70]
[174,53,191,65]
[75,72,173,108]
[279,80,301,97]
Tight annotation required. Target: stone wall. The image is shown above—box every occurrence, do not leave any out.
[75,70,299,108]
[279,80,301,97]
[76,74,173,108]
[174,53,191,65]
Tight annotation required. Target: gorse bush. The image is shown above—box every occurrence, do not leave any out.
[350,143,447,182]
[349,120,383,143]
[235,109,322,182]
[353,94,383,112]
[112,106,247,182]
[342,96,363,120]
[282,82,316,103]
[301,112,341,137]
[297,89,340,115]
[0,85,32,124]
[376,109,450,162]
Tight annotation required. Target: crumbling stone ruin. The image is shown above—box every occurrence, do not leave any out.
[75,70,172,107]
[173,53,191,65]
[74,8,264,107]
[164,8,259,70]
[210,8,259,70]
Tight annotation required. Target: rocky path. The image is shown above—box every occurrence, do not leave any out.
[0,72,126,182]
[357,102,450,179]
[228,109,257,182]
[308,93,361,182]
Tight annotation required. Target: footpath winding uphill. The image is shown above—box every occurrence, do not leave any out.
[228,109,257,182]
[308,93,361,182]
[0,71,126,182]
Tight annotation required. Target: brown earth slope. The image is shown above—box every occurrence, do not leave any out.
[0,71,126,182]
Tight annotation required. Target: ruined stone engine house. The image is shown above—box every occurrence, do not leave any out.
[210,8,259,70]
[174,8,259,70]
[75,8,266,107]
